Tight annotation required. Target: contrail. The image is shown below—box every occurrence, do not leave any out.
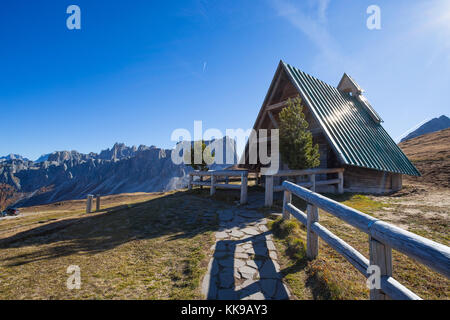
[395,118,432,143]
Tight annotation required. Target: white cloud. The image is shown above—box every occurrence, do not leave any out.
[269,0,343,67]
[317,0,331,23]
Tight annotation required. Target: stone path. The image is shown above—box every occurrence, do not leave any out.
[201,205,291,300]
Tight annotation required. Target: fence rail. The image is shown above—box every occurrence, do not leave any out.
[282,180,450,300]
[263,168,344,206]
[188,170,248,204]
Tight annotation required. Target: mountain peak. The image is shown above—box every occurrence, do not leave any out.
[401,115,450,142]
[0,154,29,162]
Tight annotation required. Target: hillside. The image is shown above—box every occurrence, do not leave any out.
[401,115,450,142]
[399,127,450,188]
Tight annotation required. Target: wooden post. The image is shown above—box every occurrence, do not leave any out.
[282,190,292,220]
[369,237,392,300]
[225,176,229,184]
[96,195,101,211]
[188,175,192,190]
[86,194,93,214]
[210,174,216,196]
[338,171,344,194]
[310,174,316,192]
[306,204,319,259]
[240,174,248,204]
[200,176,203,190]
[265,175,274,207]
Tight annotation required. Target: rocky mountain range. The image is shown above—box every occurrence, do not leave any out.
[0,154,30,162]
[401,115,450,142]
[0,138,238,208]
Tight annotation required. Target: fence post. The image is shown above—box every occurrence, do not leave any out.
[306,204,319,259]
[310,174,316,192]
[86,194,94,214]
[282,190,292,220]
[338,171,344,194]
[240,173,248,204]
[369,237,392,300]
[188,174,192,190]
[96,195,101,211]
[265,175,274,207]
[200,176,203,190]
[210,174,216,196]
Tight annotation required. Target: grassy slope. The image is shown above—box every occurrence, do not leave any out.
[0,191,220,299]
[399,127,450,188]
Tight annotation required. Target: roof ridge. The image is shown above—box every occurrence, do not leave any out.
[283,61,339,91]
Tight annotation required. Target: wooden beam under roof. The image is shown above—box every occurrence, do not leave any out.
[267,111,279,129]
[266,100,289,111]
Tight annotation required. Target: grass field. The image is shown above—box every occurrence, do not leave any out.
[266,186,449,300]
[0,183,448,300]
[0,191,220,299]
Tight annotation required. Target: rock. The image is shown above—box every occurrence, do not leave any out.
[234,259,246,268]
[218,257,234,268]
[239,266,259,279]
[201,274,218,299]
[245,247,255,255]
[213,251,229,259]
[234,252,249,260]
[269,251,278,260]
[259,261,280,279]
[242,243,252,249]
[241,227,260,236]
[215,231,228,240]
[215,242,228,251]
[230,229,244,238]
[217,289,238,300]
[242,292,265,300]
[260,279,278,298]
[219,272,235,288]
[266,241,276,251]
[246,260,258,269]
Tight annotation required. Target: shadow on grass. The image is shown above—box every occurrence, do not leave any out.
[271,218,342,300]
[0,191,224,267]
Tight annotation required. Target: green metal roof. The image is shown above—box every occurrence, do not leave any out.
[283,62,420,176]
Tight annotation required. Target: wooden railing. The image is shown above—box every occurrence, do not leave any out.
[263,168,344,206]
[282,180,450,300]
[189,170,248,204]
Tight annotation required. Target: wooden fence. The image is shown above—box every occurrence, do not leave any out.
[282,180,450,300]
[263,168,344,206]
[86,194,101,213]
[189,170,248,204]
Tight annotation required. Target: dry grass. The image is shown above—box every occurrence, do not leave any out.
[0,191,220,299]
[399,127,450,188]
[267,187,449,300]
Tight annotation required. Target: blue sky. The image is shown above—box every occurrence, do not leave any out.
[1,0,449,160]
